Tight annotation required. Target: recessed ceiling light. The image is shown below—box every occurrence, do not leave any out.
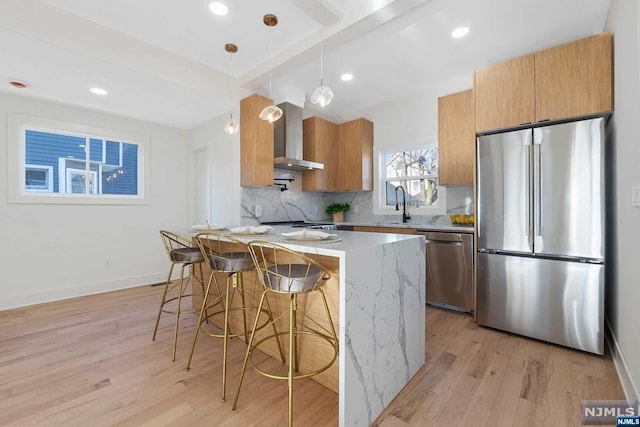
[9,80,29,88]
[341,73,354,82]
[209,2,229,16]
[90,87,108,95]
[451,26,470,38]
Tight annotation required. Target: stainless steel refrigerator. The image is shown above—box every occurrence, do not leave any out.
[476,117,605,355]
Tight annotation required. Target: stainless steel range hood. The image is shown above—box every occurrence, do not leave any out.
[273,102,324,171]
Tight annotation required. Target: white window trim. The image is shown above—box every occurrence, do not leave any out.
[373,138,447,216]
[24,164,53,192]
[7,113,150,205]
[64,168,98,194]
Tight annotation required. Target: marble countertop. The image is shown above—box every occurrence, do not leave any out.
[181,226,423,257]
[336,221,474,233]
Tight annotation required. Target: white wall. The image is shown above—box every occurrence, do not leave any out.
[188,111,242,226]
[605,0,640,400]
[0,93,190,310]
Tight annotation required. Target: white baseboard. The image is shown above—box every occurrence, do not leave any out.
[606,318,640,402]
[0,272,169,311]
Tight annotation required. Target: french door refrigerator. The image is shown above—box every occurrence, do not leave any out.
[476,117,605,355]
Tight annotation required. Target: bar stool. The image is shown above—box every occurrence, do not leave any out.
[187,232,285,402]
[232,241,338,427]
[154,230,206,361]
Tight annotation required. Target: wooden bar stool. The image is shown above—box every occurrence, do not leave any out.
[232,241,338,427]
[187,232,285,402]
[154,230,206,361]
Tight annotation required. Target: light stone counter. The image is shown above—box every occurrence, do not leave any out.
[181,227,425,426]
[336,221,474,233]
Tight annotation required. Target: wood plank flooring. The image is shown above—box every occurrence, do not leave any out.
[0,285,623,426]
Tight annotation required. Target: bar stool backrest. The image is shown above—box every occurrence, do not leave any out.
[160,230,203,263]
[195,232,254,273]
[248,241,331,294]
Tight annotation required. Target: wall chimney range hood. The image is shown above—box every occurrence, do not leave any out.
[273,102,324,171]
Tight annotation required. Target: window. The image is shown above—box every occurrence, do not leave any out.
[376,140,446,215]
[8,113,150,204]
[25,164,53,192]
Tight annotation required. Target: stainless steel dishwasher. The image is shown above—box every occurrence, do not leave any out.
[418,231,473,313]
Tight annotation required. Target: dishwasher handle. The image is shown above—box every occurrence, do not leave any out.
[425,239,462,246]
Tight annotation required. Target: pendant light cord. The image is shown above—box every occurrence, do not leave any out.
[268,23,273,99]
[229,50,234,118]
[319,2,324,86]
[320,26,324,86]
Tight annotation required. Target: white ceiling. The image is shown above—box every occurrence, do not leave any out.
[0,0,611,129]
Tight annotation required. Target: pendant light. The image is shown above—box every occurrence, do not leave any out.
[224,43,239,134]
[259,14,283,123]
[310,10,333,108]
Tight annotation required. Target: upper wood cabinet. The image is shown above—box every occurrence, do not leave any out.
[438,89,476,185]
[474,32,612,133]
[535,32,612,122]
[337,118,373,192]
[474,54,535,132]
[240,94,274,187]
[302,117,338,191]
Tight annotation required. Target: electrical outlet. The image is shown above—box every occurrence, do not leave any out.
[632,185,640,208]
[255,204,263,217]
[104,258,112,269]
[353,204,360,213]
[313,205,319,214]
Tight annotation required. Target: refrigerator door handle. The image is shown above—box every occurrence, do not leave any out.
[525,145,532,239]
[533,143,542,237]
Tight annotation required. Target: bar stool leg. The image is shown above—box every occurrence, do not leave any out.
[237,272,249,338]
[288,294,296,427]
[221,273,234,402]
[172,264,187,362]
[196,262,210,325]
[186,272,216,371]
[152,263,175,341]
[232,291,268,411]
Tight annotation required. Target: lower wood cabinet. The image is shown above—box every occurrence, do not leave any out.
[354,226,417,234]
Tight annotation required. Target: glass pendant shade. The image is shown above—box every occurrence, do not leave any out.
[310,19,333,108]
[259,104,283,123]
[259,14,282,123]
[223,43,239,134]
[224,115,239,134]
[310,85,334,107]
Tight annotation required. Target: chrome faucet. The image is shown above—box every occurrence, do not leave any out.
[395,185,411,223]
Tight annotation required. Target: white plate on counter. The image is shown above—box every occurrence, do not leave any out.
[282,236,342,244]
[228,226,273,235]
[191,224,226,231]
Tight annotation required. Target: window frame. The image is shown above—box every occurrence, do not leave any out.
[8,113,150,205]
[24,164,54,192]
[374,138,447,216]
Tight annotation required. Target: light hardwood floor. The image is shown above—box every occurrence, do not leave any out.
[0,284,623,426]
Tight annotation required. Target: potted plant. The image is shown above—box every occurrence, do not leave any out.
[326,202,350,223]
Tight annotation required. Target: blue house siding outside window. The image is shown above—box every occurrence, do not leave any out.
[25,130,138,195]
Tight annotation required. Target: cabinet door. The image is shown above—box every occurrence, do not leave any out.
[337,119,373,191]
[474,54,535,132]
[438,90,475,185]
[240,94,274,187]
[535,32,612,122]
[302,117,338,191]
[354,226,417,234]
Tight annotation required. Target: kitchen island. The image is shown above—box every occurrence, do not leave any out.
[188,227,425,426]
